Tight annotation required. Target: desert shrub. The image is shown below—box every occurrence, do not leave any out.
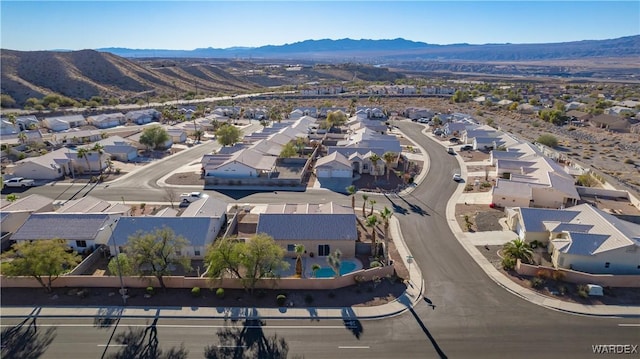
[624,158,635,164]
[558,285,567,296]
[191,287,201,297]
[536,269,550,279]
[304,294,314,304]
[481,182,492,188]
[531,277,545,289]
[146,286,154,295]
[370,261,382,268]
[464,184,474,192]
[577,284,589,298]
[551,270,565,281]
[501,256,516,271]
[276,294,287,306]
[216,288,225,298]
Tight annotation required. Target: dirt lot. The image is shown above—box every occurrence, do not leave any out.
[455,203,505,232]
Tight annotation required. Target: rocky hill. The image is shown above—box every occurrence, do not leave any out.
[0,49,261,106]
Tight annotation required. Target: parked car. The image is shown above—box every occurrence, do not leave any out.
[447,147,455,155]
[460,145,473,151]
[449,137,460,143]
[3,177,35,187]
[452,174,462,182]
[433,129,443,136]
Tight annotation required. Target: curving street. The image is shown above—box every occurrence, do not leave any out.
[2,121,639,358]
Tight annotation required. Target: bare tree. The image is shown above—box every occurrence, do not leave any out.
[163,188,177,208]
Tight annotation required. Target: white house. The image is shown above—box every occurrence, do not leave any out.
[10,148,75,180]
[166,128,188,143]
[315,152,352,178]
[125,109,160,125]
[202,149,276,178]
[507,205,640,275]
[42,115,86,131]
[87,113,125,129]
[94,136,138,162]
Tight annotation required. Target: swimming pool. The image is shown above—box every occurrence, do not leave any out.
[314,260,358,278]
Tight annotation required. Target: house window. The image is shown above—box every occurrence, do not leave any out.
[194,250,201,256]
[604,262,610,268]
[76,240,87,248]
[318,244,330,256]
[287,244,295,252]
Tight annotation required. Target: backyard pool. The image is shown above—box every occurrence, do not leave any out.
[314,260,358,278]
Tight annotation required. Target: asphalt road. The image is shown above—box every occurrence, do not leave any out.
[2,120,639,358]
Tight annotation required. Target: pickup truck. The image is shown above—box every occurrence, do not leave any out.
[180,191,205,203]
[3,177,35,187]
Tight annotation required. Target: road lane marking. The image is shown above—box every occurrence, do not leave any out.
[97,344,127,347]
[618,324,640,327]
[338,346,370,349]
[0,324,351,329]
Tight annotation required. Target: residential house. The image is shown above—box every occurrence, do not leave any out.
[604,106,636,117]
[107,217,217,259]
[1,194,55,250]
[339,127,402,154]
[166,128,188,143]
[55,195,131,216]
[0,115,39,134]
[42,115,86,131]
[87,113,125,129]
[403,107,434,120]
[290,107,317,119]
[0,130,44,146]
[491,142,580,209]
[327,146,389,174]
[256,202,357,257]
[420,86,456,95]
[506,204,640,274]
[589,114,632,132]
[497,99,513,107]
[565,110,591,125]
[11,148,74,180]
[319,107,347,118]
[202,149,277,178]
[315,152,352,179]
[443,122,469,137]
[125,109,160,125]
[517,103,540,114]
[564,102,587,111]
[94,135,138,162]
[10,213,118,253]
[58,129,103,145]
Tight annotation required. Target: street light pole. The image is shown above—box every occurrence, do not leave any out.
[101,223,126,305]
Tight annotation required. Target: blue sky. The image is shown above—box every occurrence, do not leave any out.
[1,1,638,51]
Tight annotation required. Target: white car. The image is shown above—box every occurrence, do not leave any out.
[452,174,462,182]
[3,177,35,187]
[180,191,207,204]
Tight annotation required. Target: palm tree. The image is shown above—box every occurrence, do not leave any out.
[361,194,369,217]
[383,152,397,181]
[369,199,376,216]
[326,249,342,278]
[369,153,381,182]
[76,147,91,175]
[92,143,105,177]
[311,263,321,278]
[294,244,305,277]
[346,185,356,209]
[503,238,534,264]
[192,129,204,143]
[105,158,114,174]
[366,214,379,257]
[379,207,393,264]
[17,132,27,145]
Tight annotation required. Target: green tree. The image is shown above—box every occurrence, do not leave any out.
[92,143,105,177]
[451,90,469,103]
[431,116,442,126]
[379,206,393,264]
[108,253,134,276]
[346,185,357,209]
[369,199,376,216]
[326,111,347,128]
[0,94,17,108]
[139,125,170,151]
[205,234,288,293]
[108,98,120,106]
[294,244,305,277]
[279,142,297,158]
[2,239,81,292]
[576,173,596,187]
[382,152,397,181]
[503,238,534,264]
[6,194,19,202]
[192,129,204,143]
[215,124,242,147]
[326,249,342,278]
[536,134,558,148]
[125,227,191,291]
[366,215,379,257]
[17,132,27,145]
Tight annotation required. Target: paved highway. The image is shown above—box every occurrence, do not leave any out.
[3,120,639,358]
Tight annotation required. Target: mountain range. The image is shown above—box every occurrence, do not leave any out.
[98,36,640,61]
